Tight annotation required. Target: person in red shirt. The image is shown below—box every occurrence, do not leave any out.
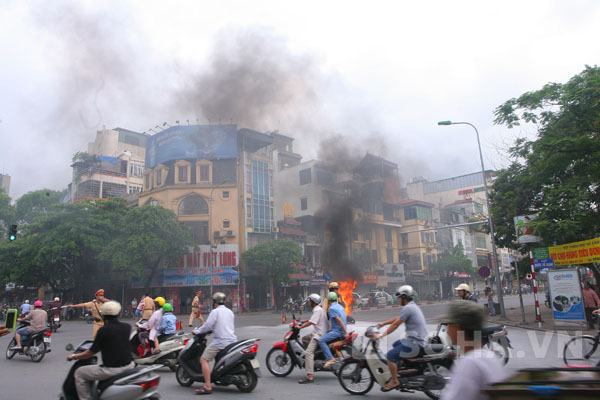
[582,281,600,330]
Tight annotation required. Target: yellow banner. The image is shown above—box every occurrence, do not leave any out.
[549,238,600,266]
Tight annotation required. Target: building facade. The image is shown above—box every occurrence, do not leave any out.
[0,173,10,196]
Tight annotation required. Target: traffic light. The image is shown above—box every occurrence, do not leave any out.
[8,224,17,241]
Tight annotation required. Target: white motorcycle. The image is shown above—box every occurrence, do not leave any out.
[130,321,191,371]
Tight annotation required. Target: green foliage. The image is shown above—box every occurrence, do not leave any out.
[15,189,63,224]
[491,65,600,247]
[430,243,475,276]
[100,205,194,288]
[0,188,15,233]
[242,239,303,284]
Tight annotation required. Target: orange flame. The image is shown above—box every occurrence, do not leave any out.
[339,279,357,316]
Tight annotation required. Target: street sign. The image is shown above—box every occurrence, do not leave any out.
[533,247,550,259]
[478,266,491,278]
[534,258,554,269]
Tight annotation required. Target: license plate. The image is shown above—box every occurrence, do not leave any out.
[54,317,60,322]
[250,359,260,369]
[43,337,51,343]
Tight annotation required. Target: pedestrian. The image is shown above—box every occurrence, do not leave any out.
[136,296,144,318]
[295,294,328,384]
[441,301,511,400]
[131,298,138,315]
[141,292,155,320]
[189,289,205,327]
[582,281,600,330]
[71,289,109,339]
[485,287,496,316]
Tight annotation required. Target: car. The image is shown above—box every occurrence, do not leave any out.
[351,292,368,307]
[369,290,395,306]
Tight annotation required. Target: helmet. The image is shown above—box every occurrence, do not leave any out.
[442,301,484,332]
[162,303,173,312]
[100,301,122,316]
[54,297,60,302]
[154,297,166,307]
[34,300,43,307]
[328,282,340,290]
[306,293,321,305]
[455,283,471,292]
[365,326,380,338]
[396,285,414,298]
[213,292,226,304]
[25,300,29,304]
[327,292,338,301]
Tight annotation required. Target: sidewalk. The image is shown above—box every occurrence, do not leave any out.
[488,303,596,334]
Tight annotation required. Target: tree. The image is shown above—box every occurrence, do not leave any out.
[100,204,195,289]
[492,66,600,280]
[15,189,63,224]
[430,243,475,277]
[0,188,15,236]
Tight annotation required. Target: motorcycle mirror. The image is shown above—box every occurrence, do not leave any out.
[65,343,74,351]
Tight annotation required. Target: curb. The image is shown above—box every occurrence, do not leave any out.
[486,318,590,335]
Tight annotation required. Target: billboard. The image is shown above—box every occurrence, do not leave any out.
[384,263,406,283]
[514,215,542,244]
[145,125,237,168]
[548,238,600,266]
[547,269,585,322]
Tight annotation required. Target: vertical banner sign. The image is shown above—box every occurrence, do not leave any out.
[547,269,586,322]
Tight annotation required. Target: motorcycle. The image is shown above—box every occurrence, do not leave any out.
[266,318,356,377]
[5,321,52,362]
[175,330,261,393]
[49,306,66,332]
[428,323,512,364]
[338,326,455,399]
[130,322,191,371]
[60,340,161,400]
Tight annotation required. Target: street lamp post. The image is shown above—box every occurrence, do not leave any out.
[438,121,506,319]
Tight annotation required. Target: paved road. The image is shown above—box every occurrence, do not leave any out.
[1,301,566,400]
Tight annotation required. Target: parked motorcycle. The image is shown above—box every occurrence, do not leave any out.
[175,330,261,393]
[59,341,161,400]
[130,323,191,371]
[266,319,356,377]
[338,326,455,399]
[427,323,512,364]
[5,321,52,362]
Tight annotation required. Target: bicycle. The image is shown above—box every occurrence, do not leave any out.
[563,320,600,367]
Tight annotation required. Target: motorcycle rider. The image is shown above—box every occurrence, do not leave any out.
[322,282,347,312]
[455,283,478,302]
[376,285,428,392]
[67,301,135,400]
[20,299,31,317]
[71,289,109,339]
[158,303,177,335]
[136,296,166,354]
[441,301,510,400]
[294,293,328,384]
[48,296,63,322]
[192,292,237,395]
[11,300,47,350]
[319,292,349,369]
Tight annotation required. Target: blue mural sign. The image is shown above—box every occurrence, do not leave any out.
[132,267,238,288]
[145,125,237,168]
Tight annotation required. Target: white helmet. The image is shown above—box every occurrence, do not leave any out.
[365,326,380,338]
[54,297,60,302]
[305,293,321,305]
[455,283,471,292]
[100,301,122,316]
[25,300,29,304]
[396,285,414,298]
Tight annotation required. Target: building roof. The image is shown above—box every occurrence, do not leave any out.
[421,170,495,195]
[396,199,435,208]
[239,128,274,152]
[279,225,307,236]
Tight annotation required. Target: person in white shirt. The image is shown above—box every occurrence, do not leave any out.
[295,294,328,384]
[193,292,237,395]
[442,301,511,400]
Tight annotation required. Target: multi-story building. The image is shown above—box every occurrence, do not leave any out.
[70,128,147,202]
[0,173,10,196]
[137,124,274,310]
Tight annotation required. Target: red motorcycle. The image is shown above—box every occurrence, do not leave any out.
[266,316,357,377]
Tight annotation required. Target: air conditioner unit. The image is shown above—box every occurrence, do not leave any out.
[226,230,235,237]
[272,227,279,233]
[214,231,222,238]
[386,242,394,248]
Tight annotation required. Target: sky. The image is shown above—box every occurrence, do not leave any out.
[0,0,599,199]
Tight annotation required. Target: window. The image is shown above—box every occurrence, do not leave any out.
[178,166,187,182]
[129,163,144,177]
[475,236,487,249]
[352,231,358,241]
[299,168,311,185]
[128,185,142,194]
[401,233,409,246]
[473,202,484,214]
[372,250,378,263]
[300,197,308,210]
[404,205,433,221]
[386,249,394,263]
[223,220,230,228]
[251,161,272,233]
[178,195,209,215]
[364,230,372,241]
[404,207,417,220]
[385,228,392,242]
[156,169,162,186]
[199,165,210,181]
[183,221,209,244]
[316,168,334,185]
[145,174,151,189]
[477,255,489,267]
[148,199,159,206]
[222,191,230,199]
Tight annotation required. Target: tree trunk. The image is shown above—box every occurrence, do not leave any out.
[145,257,163,290]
